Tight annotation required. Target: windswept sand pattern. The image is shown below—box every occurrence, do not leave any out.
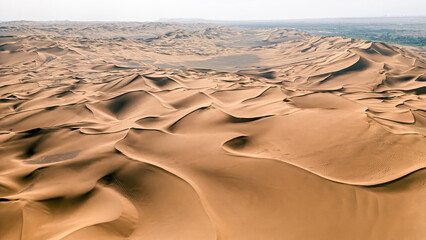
[0,26,426,240]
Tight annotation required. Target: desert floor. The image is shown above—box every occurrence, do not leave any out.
[0,23,425,239]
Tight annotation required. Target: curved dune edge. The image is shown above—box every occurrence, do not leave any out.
[222,141,426,186]
[1,27,426,239]
[113,128,426,239]
[218,109,426,186]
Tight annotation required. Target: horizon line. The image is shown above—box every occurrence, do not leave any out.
[1,15,426,23]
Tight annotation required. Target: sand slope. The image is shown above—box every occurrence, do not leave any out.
[0,25,426,240]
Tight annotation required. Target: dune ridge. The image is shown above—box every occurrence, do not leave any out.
[0,25,426,239]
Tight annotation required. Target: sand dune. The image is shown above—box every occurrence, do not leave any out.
[0,24,426,239]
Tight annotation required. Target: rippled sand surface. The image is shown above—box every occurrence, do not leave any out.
[0,23,426,239]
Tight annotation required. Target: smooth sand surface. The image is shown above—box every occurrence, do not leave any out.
[0,23,426,240]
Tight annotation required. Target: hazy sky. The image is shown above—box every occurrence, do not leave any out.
[0,0,425,21]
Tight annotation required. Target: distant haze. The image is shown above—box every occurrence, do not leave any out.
[0,0,425,21]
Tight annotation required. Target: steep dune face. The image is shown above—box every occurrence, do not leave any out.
[0,26,426,240]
